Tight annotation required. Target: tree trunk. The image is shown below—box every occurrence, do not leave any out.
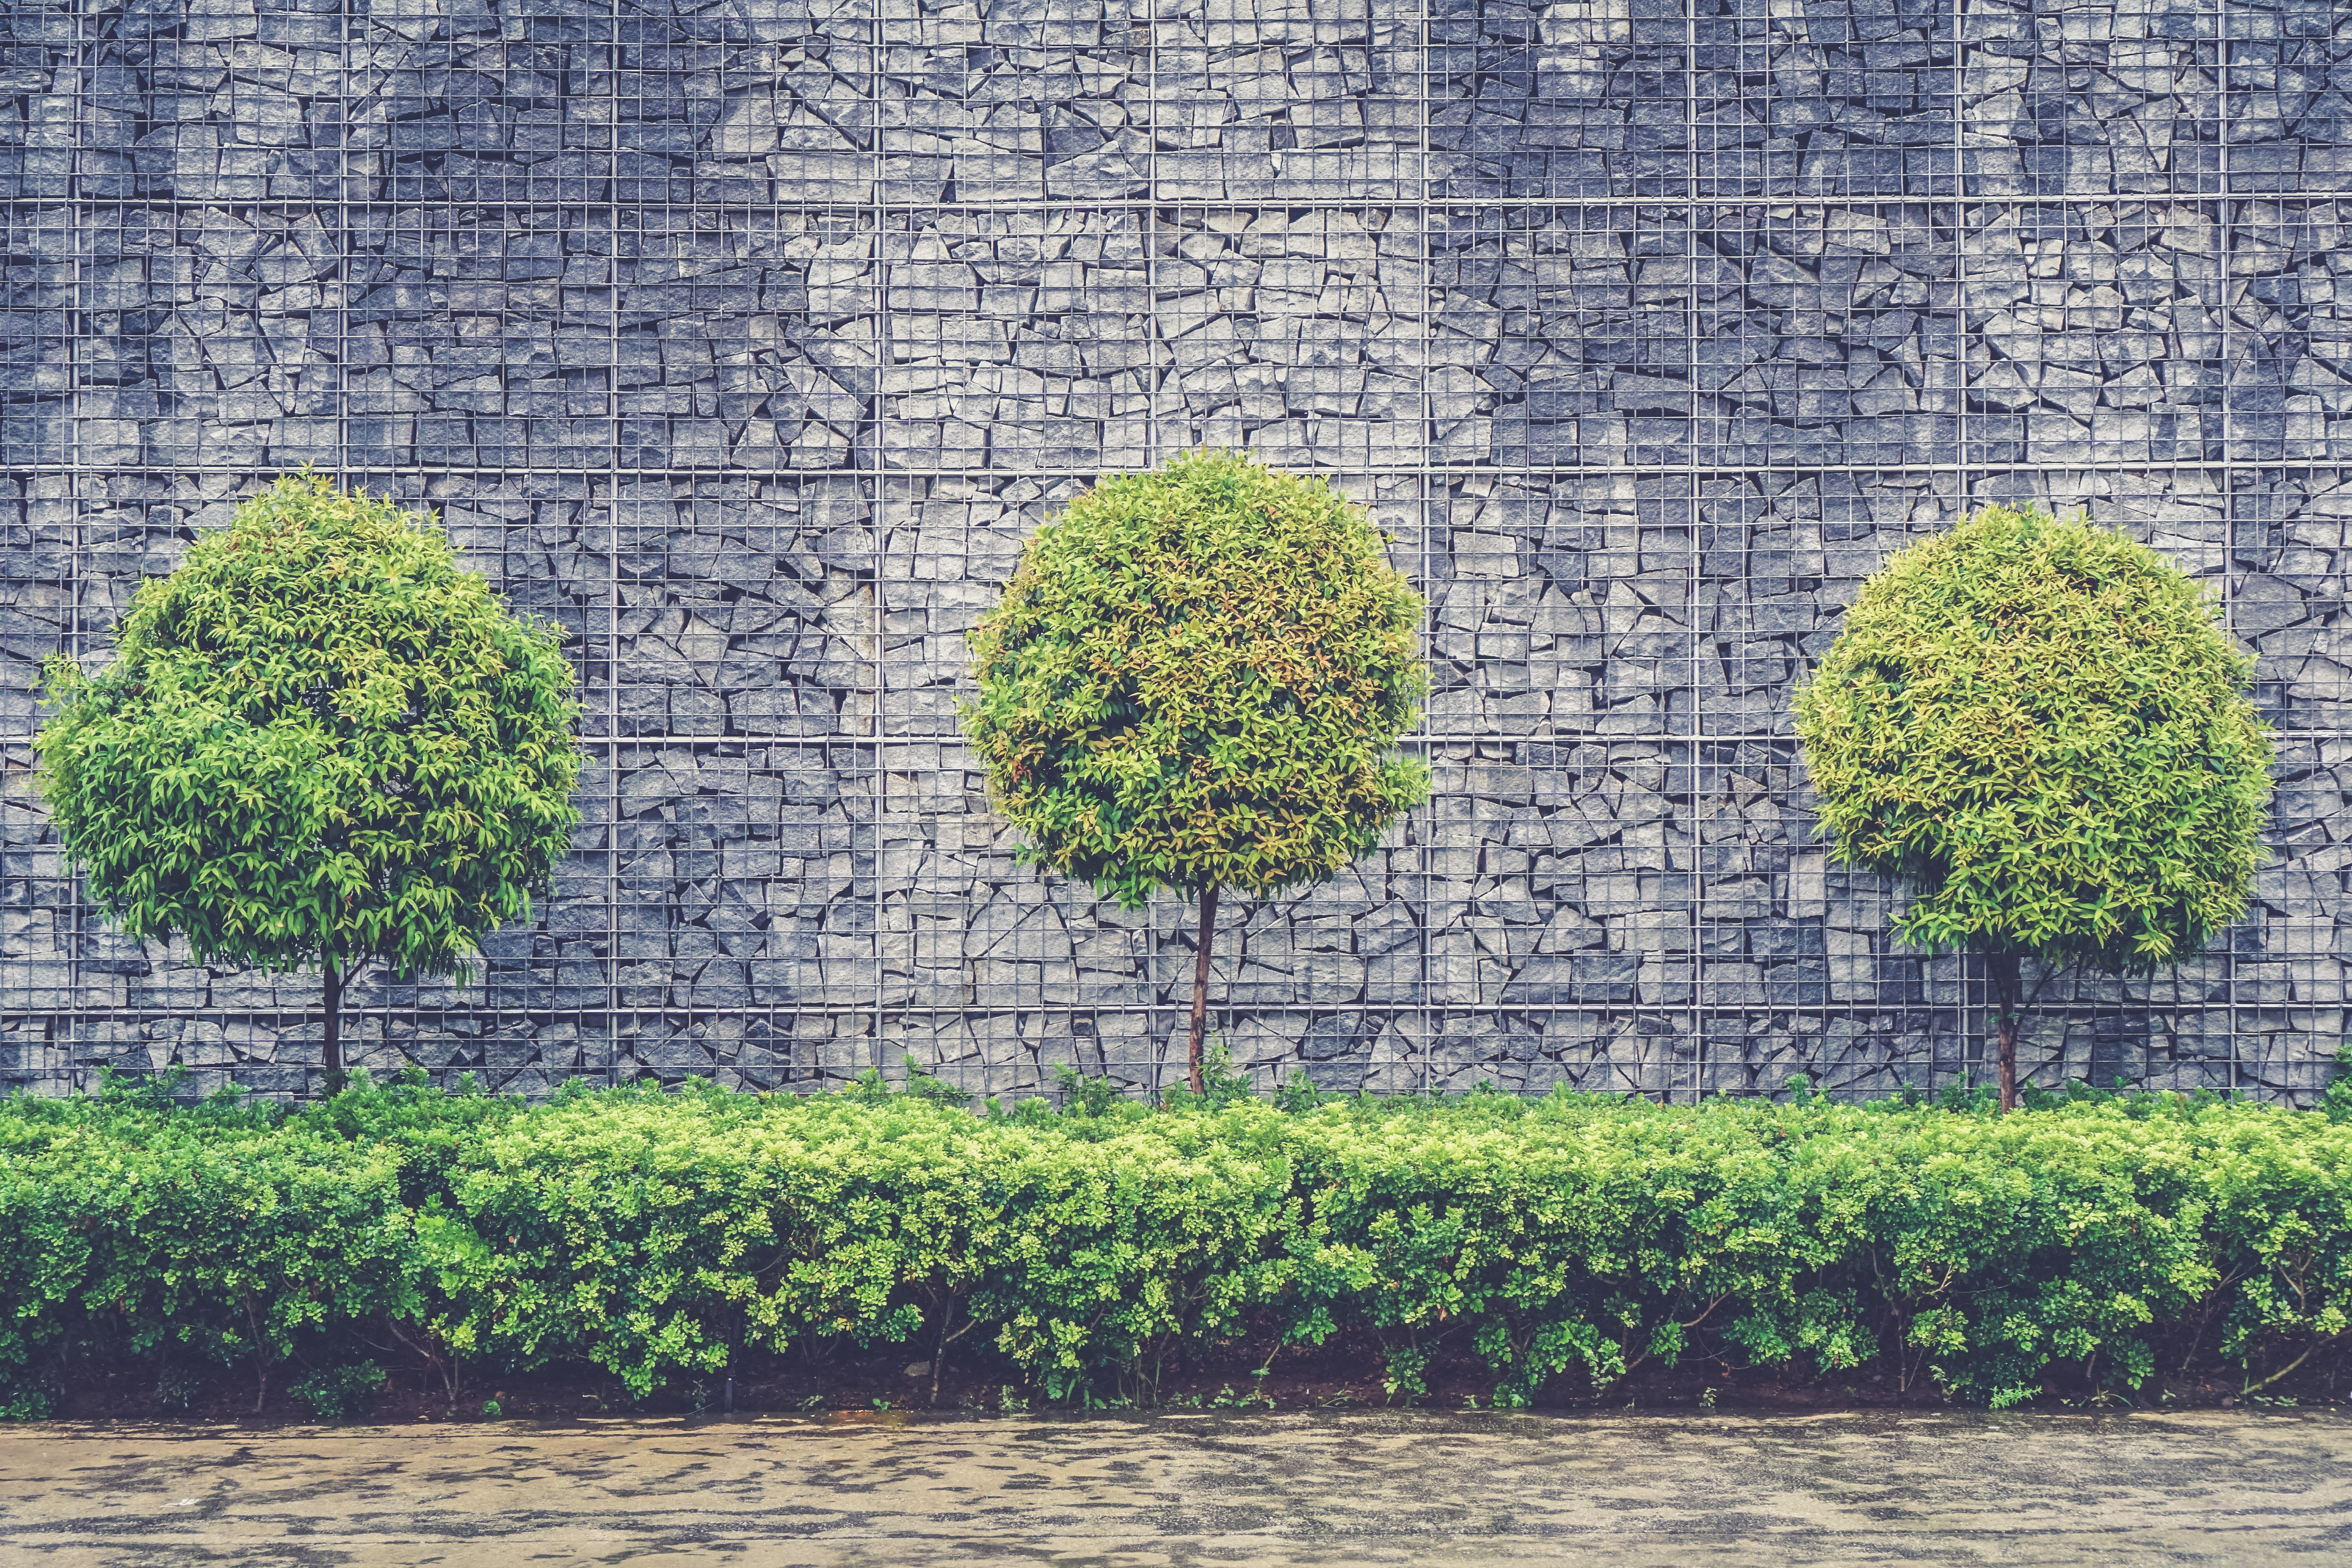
[322,959,344,1084]
[1987,950,2023,1113]
[250,1301,268,1414]
[1188,885,1219,1096]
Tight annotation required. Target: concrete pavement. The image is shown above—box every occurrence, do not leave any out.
[2,1408,2347,1565]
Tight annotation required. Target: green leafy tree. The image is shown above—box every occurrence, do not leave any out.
[1795,503,2273,1110]
[35,474,584,1082]
[961,451,1429,1094]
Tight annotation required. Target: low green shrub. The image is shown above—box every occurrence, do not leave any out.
[2,1072,2347,1413]
[0,1073,422,1414]
[291,1360,385,1422]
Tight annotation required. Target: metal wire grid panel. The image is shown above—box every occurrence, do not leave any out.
[0,0,2344,1102]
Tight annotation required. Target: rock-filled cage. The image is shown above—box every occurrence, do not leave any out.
[1,0,2346,1101]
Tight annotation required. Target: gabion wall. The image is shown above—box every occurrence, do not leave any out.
[1,0,2346,1101]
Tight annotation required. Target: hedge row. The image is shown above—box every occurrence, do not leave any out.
[4,1070,2350,1418]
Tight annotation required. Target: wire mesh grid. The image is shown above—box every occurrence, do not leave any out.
[0,0,2344,1102]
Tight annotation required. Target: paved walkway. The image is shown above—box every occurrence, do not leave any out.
[2,1409,2348,1565]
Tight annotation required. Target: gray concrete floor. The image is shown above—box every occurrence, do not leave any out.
[2,1409,2348,1566]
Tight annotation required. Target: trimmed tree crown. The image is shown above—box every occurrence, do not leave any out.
[960,451,1430,908]
[34,473,584,982]
[1793,502,2273,974]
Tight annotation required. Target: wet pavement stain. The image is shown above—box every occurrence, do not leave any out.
[1,1409,2348,1565]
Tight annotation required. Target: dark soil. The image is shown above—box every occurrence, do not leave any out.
[33,1326,2350,1427]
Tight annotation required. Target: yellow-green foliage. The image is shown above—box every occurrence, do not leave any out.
[34,474,583,984]
[1794,504,2273,970]
[960,451,1429,905]
[4,1078,2349,1415]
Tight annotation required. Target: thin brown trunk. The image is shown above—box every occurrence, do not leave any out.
[2243,1342,2322,1396]
[1988,950,2023,1113]
[250,1301,267,1414]
[1188,885,1219,1096]
[322,959,344,1082]
[929,1299,955,1409]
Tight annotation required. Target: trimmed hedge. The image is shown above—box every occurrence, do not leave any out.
[4,1072,2349,1418]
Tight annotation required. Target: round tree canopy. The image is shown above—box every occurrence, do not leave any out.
[35,473,583,982]
[1793,502,2273,974]
[961,451,1429,908]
